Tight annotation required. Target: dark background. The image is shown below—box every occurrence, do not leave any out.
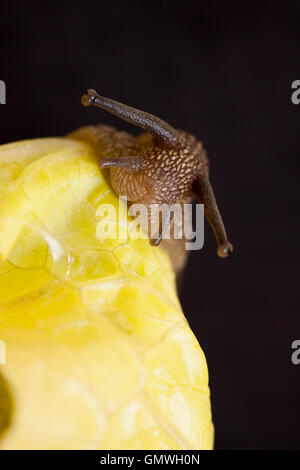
[0,1,299,450]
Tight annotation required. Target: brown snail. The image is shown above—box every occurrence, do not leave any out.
[69,89,233,274]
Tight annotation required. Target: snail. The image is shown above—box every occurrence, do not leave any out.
[69,89,233,274]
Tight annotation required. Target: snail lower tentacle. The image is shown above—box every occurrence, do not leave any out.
[193,176,233,258]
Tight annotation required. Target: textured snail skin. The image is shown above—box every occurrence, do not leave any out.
[0,137,213,450]
[69,124,204,275]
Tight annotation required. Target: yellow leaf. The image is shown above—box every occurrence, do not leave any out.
[0,137,213,450]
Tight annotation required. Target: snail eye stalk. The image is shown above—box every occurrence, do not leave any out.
[81,89,179,145]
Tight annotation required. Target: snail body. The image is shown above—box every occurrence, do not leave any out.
[70,90,233,273]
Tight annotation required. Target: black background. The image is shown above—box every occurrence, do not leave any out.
[0,1,299,450]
